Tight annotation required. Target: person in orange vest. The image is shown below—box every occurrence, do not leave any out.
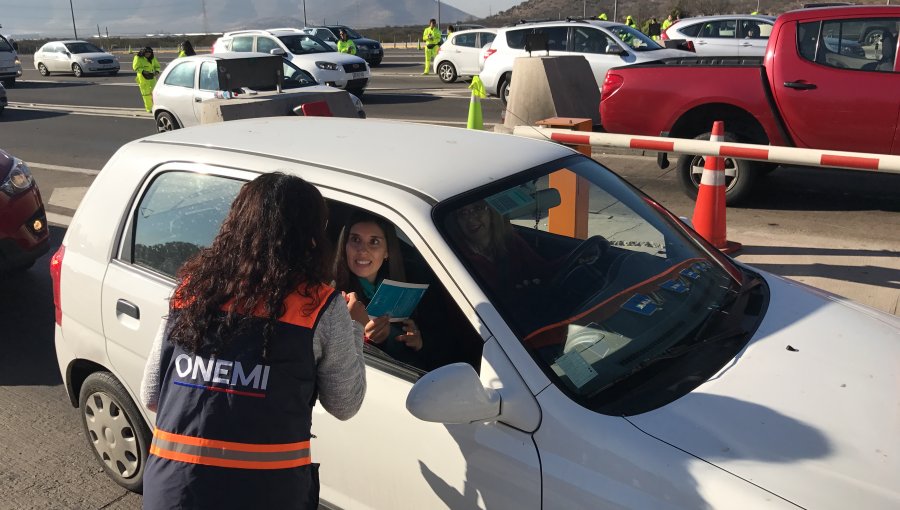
[140,173,367,509]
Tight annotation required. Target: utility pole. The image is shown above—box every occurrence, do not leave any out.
[302,0,307,26]
[69,0,78,39]
[613,0,618,23]
[437,0,441,29]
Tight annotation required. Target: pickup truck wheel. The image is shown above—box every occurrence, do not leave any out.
[676,132,760,205]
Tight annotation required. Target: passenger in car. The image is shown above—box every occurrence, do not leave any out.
[334,213,449,371]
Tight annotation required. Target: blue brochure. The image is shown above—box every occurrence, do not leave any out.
[366,279,429,321]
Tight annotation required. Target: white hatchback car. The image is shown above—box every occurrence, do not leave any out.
[480,19,693,104]
[151,52,365,132]
[663,15,777,57]
[432,28,497,83]
[33,40,120,77]
[53,118,899,508]
[212,28,370,95]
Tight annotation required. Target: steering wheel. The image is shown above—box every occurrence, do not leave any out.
[551,235,611,289]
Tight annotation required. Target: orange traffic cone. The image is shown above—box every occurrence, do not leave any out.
[691,121,742,254]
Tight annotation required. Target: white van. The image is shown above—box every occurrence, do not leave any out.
[0,32,23,87]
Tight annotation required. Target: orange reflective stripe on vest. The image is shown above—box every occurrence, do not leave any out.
[150,428,311,470]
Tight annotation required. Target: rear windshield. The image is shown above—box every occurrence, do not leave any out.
[277,35,333,55]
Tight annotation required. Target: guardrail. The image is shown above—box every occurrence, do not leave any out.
[511,126,900,175]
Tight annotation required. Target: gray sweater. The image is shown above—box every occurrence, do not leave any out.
[140,297,367,421]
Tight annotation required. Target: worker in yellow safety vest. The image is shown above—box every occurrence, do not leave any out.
[625,15,637,29]
[132,47,161,112]
[662,14,674,32]
[422,18,441,75]
[597,13,608,20]
[337,30,357,55]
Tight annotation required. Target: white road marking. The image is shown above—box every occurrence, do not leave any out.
[29,162,100,175]
[9,101,151,118]
[48,187,90,210]
[46,212,73,227]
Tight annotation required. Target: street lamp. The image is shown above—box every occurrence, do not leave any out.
[69,0,78,39]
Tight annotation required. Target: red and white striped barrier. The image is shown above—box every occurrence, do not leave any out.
[511,126,900,175]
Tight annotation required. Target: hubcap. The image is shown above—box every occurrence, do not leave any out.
[689,155,739,192]
[157,116,174,132]
[73,65,82,77]
[439,64,453,81]
[83,391,140,480]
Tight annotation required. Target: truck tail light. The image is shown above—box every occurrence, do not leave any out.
[601,73,624,100]
[50,245,65,326]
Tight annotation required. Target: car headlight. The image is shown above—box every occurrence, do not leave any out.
[0,158,35,196]
[82,58,95,64]
[357,44,369,50]
[316,61,339,71]
[14,58,21,66]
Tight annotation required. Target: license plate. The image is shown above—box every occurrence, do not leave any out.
[352,71,366,79]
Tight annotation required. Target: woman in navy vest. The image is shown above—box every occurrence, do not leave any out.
[140,173,367,509]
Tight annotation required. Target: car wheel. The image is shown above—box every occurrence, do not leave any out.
[37,63,50,76]
[675,131,760,206]
[437,61,457,83]
[72,63,84,77]
[155,111,179,132]
[499,73,512,106]
[108,70,119,76]
[79,371,151,493]
[1,78,15,88]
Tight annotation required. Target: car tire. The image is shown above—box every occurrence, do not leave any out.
[155,111,179,133]
[369,57,382,67]
[499,73,512,106]
[78,371,152,494]
[675,131,760,206]
[37,63,50,76]
[108,70,119,76]
[437,61,457,83]
[72,63,84,77]
[1,78,15,87]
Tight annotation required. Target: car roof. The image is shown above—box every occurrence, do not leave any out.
[782,4,900,21]
[671,14,777,26]
[138,117,574,203]
[450,28,499,35]
[177,51,275,61]
[501,19,626,30]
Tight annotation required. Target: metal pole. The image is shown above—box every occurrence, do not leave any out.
[302,0,307,26]
[69,0,78,39]
[437,0,441,30]
[613,0,618,23]
[583,0,586,17]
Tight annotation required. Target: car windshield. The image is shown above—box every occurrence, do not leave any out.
[278,34,333,54]
[607,25,664,51]
[0,36,14,52]
[282,60,317,89]
[437,155,766,416]
[332,26,362,39]
[65,42,104,54]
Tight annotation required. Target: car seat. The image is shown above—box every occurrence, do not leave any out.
[862,32,896,71]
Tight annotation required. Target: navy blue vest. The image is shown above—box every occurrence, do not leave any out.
[143,285,336,510]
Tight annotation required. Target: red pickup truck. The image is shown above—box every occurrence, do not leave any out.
[600,5,900,203]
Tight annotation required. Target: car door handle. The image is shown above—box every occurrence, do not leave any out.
[194,97,202,102]
[784,81,817,90]
[116,299,140,320]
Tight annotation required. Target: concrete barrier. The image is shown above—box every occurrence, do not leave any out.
[498,56,600,134]
[198,88,358,124]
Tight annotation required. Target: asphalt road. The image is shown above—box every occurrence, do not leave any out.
[1,48,899,509]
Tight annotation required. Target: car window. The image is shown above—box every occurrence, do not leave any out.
[65,42,103,53]
[282,61,317,89]
[256,36,280,54]
[132,172,243,278]
[437,155,762,416]
[738,20,772,39]
[326,202,485,379]
[198,61,219,90]
[277,34,332,54]
[607,25,663,51]
[698,19,737,38]
[316,30,338,42]
[0,36,12,52]
[572,27,616,54]
[480,32,496,46]
[453,33,477,48]
[677,23,703,37]
[163,61,196,88]
[798,19,899,72]
[231,36,253,52]
[506,28,528,49]
[535,26,568,51]
[336,26,362,39]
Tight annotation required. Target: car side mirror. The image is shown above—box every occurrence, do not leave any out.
[406,363,501,424]
[605,44,627,56]
[270,48,285,56]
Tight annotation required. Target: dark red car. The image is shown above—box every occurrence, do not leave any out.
[0,149,49,272]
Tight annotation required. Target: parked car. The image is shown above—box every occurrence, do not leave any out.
[0,81,6,115]
[442,23,487,42]
[600,5,900,203]
[152,52,365,132]
[301,25,384,66]
[1,149,49,272]
[212,28,370,95]
[0,32,22,86]
[480,19,693,104]
[433,28,497,82]
[33,40,119,77]
[662,15,777,57]
[53,117,900,508]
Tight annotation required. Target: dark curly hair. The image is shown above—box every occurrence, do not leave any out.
[168,172,332,357]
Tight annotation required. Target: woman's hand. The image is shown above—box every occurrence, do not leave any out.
[365,315,391,344]
[395,319,423,352]
[344,292,369,325]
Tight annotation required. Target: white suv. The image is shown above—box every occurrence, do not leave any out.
[213,28,370,94]
[480,19,693,104]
